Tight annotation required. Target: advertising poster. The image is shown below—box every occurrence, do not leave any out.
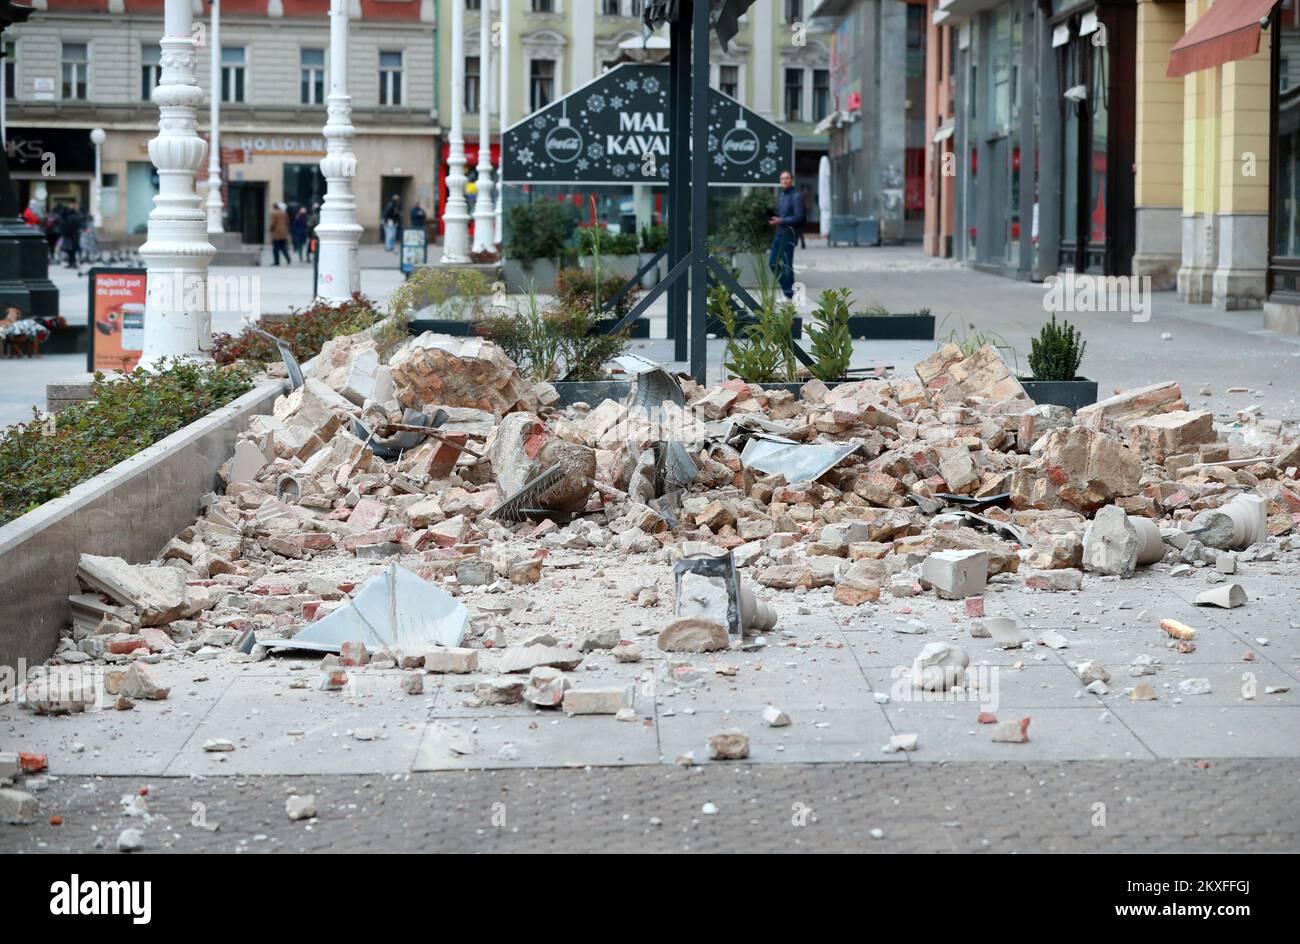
[87,267,147,373]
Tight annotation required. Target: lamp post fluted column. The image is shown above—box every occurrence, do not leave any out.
[470,0,494,254]
[139,0,215,367]
[441,0,470,263]
[206,0,223,234]
[316,0,362,301]
[494,0,507,246]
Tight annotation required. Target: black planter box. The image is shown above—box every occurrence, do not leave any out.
[706,316,803,339]
[1020,377,1099,412]
[846,313,935,340]
[407,318,651,340]
[41,324,88,355]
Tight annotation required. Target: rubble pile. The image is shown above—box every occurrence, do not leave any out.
[23,332,1300,758]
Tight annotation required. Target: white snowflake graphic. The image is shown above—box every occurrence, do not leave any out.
[766,139,778,153]
[714,153,726,167]
[760,157,776,175]
[587,143,605,160]
[612,164,626,178]
[576,158,589,171]
[587,94,606,113]
[610,95,625,109]
[643,77,660,93]
[518,148,535,165]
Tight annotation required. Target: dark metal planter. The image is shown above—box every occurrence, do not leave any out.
[407,318,650,340]
[847,313,935,340]
[706,316,804,339]
[40,324,87,354]
[1020,377,1099,412]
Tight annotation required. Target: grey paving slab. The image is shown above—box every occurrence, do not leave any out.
[0,667,230,776]
[1107,705,1300,759]
[657,643,874,712]
[1100,662,1298,707]
[162,674,430,775]
[655,707,903,765]
[412,712,662,770]
[865,662,1094,713]
[882,707,1157,762]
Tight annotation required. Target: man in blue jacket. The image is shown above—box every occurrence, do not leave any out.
[768,170,805,301]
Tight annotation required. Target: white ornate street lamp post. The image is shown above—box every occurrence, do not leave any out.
[206,0,223,235]
[89,127,105,229]
[139,0,215,367]
[470,0,495,254]
[316,0,362,301]
[494,0,507,246]
[441,0,470,263]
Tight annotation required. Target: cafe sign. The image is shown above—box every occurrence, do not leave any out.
[501,62,792,187]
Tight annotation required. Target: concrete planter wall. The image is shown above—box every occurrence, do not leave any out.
[578,254,641,281]
[731,252,769,288]
[502,258,561,294]
[0,378,286,672]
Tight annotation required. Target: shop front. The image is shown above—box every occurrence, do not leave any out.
[1267,0,1300,333]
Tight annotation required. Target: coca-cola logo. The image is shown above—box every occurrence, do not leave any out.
[544,125,583,163]
[721,125,760,165]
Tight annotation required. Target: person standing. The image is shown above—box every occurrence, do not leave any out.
[270,202,291,266]
[768,170,805,301]
[410,201,427,233]
[291,207,309,262]
[60,205,84,269]
[382,194,402,252]
[306,202,321,261]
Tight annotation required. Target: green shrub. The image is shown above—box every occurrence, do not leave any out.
[578,227,638,257]
[556,266,640,323]
[0,361,253,526]
[1028,314,1086,381]
[211,295,383,365]
[807,288,854,382]
[712,188,776,254]
[506,199,577,263]
[639,223,668,254]
[718,287,798,384]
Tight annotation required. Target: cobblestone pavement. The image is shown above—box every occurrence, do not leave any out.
[4,759,1297,853]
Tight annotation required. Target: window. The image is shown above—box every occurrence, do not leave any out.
[784,0,802,23]
[221,46,246,103]
[301,48,325,105]
[529,59,555,111]
[62,42,88,100]
[141,44,160,101]
[379,50,403,105]
[532,0,555,12]
[465,55,480,112]
[3,39,15,100]
[466,0,481,8]
[602,0,619,14]
[631,0,643,15]
[784,67,803,121]
[718,64,738,99]
[812,68,829,121]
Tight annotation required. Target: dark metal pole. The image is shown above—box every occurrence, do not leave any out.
[669,8,691,362]
[688,0,709,383]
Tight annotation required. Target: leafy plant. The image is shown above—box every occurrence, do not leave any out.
[862,301,892,317]
[717,286,799,384]
[211,295,383,366]
[0,361,253,526]
[389,266,492,323]
[937,314,1019,373]
[479,282,561,382]
[556,266,640,323]
[712,188,776,254]
[505,199,577,263]
[807,288,854,382]
[1028,313,1086,381]
[639,223,668,254]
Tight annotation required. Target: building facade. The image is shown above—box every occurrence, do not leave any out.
[4,0,439,244]
[442,0,832,235]
[814,0,928,242]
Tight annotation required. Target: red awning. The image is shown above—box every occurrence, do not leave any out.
[1167,0,1279,78]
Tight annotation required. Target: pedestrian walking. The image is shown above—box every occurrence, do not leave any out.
[60,205,84,270]
[768,170,805,301]
[382,194,402,252]
[291,207,309,262]
[270,202,291,266]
